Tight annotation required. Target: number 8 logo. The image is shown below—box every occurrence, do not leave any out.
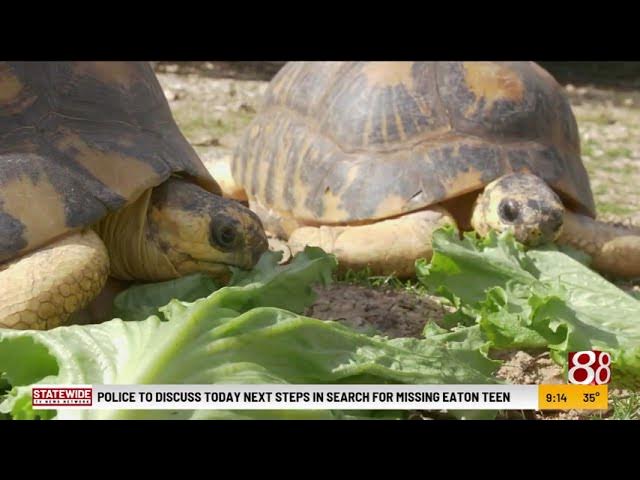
[596,352,611,385]
[568,351,612,385]
[568,351,596,384]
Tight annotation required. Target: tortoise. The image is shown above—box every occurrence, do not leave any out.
[231,61,640,278]
[0,61,268,330]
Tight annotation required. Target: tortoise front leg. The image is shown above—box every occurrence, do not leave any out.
[287,207,456,278]
[558,212,640,278]
[0,230,110,330]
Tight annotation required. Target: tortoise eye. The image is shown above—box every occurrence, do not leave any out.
[499,199,520,223]
[212,221,238,249]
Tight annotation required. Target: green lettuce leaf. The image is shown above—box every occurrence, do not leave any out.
[0,247,497,420]
[416,227,640,387]
[0,306,498,420]
[112,248,337,322]
[112,273,220,322]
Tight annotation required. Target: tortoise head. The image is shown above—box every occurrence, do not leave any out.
[471,173,565,246]
[145,177,268,281]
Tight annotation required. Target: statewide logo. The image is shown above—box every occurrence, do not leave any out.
[567,351,611,385]
[32,387,93,407]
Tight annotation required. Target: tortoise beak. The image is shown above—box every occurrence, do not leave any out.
[244,209,269,267]
[539,209,564,242]
[251,233,268,265]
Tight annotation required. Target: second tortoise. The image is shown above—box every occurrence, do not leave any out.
[230,61,640,278]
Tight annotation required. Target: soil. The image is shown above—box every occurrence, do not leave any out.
[305,284,452,338]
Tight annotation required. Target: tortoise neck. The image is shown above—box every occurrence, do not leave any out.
[94,188,179,281]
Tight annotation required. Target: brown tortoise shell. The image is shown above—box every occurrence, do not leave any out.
[232,61,595,226]
[0,62,219,263]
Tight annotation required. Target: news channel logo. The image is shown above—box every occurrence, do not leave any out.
[567,350,611,385]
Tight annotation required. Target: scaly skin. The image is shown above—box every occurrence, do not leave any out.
[473,173,640,278]
[0,179,268,331]
[0,230,109,330]
[559,212,640,278]
[288,208,455,278]
[471,173,565,246]
[285,171,640,279]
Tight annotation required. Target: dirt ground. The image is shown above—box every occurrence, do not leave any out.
[156,62,640,419]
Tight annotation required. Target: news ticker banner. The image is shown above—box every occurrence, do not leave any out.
[31,384,609,411]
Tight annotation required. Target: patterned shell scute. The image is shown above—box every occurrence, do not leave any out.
[233,61,595,225]
[0,61,218,263]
